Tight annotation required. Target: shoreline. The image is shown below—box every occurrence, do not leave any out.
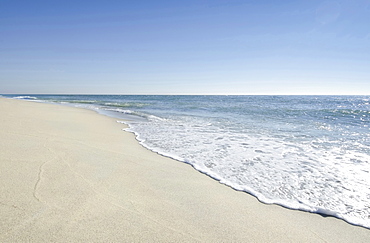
[123,120,369,230]
[1,97,369,242]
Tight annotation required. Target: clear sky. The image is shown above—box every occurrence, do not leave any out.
[1,0,369,95]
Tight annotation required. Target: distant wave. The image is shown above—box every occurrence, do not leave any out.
[13,96,38,100]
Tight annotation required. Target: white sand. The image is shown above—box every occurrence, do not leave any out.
[1,98,369,242]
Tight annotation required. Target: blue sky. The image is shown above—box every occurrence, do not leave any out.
[1,0,369,94]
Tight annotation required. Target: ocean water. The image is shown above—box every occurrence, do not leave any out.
[7,95,370,228]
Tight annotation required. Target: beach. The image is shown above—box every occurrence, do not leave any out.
[1,97,369,242]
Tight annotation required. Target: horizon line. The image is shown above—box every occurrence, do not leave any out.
[2,93,370,96]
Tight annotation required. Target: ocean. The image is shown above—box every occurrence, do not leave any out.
[6,95,370,228]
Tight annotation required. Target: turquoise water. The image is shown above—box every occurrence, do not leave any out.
[7,95,370,228]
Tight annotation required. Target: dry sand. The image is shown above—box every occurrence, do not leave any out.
[0,97,369,242]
